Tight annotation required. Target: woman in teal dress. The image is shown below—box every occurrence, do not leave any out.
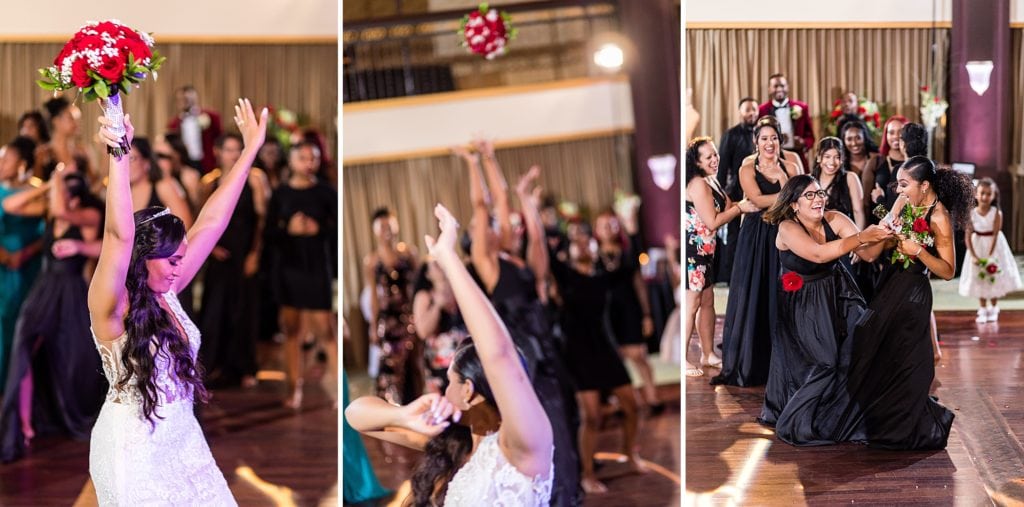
[343,370,391,504]
[0,137,45,392]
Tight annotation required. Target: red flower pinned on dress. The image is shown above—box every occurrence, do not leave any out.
[912,217,930,234]
[781,272,804,292]
[987,263,999,274]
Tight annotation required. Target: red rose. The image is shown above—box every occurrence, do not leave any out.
[95,21,119,36]
[830,110,842,119]
[934,96,940,103]
[121,27,144,42]
[54,41,75,66]
[987,264,999,274]
[922,85,930,92]
[833,99,841,106]
[116,38,151,61]
[858,106,866,114]
[96,55,126,83]
[912,217,930,234]
[78,34,105,50]
[71,58,91,87]
[781,272,804,292]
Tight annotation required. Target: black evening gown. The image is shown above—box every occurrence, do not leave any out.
[757,218,866,446]
[840,206,954,449]
[711,170,780,387]
[474,258,581,506]
[0,221,107,462]
[197,182,259,386]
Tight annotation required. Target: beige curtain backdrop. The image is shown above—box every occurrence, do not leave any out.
[341,133,634,369]
[0,42,337,166]
[686,28,950,161]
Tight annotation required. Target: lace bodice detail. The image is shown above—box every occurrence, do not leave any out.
[444,433,554,507]
[92,291,201,406]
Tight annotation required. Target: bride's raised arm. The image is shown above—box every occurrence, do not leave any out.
[172,98,267,292]
[88,115,137,342]
[426,203,552,476]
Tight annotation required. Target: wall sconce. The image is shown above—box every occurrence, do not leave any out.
[966,60,994,96]
[648,154,677,190]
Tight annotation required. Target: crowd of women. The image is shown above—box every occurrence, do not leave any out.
[684,109,987,449]
[345,139,675,505]
[0,93,338,465]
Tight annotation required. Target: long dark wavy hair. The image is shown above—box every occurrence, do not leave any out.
[408,339,518,507]
[121,207,208,424]
[763,174,817,225]
[897,156,974,229]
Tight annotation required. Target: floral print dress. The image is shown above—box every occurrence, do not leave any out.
[685,178,726,291]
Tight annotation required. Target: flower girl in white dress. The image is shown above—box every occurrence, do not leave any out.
[88,99,266,505]
[346,204,554,506]
[959,178,1022,323]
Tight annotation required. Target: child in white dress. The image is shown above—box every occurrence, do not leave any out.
[959,178,1022,323]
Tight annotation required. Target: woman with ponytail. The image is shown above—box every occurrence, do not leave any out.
[87,98,267,504]
[347,204,554,507]
[841,156,971,449]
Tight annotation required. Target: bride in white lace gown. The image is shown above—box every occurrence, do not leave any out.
[88,99,267,505]
[346,202,555,506]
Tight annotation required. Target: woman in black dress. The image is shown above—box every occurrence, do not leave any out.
[552,219,642,494]
[0,169,105,461]
[712,116,799,387]
[842,157,970,449]
[456,145,580,506]
[593,206,660,410]
[268,141,338,408]
[758,175,889,444]
[196,133,268,388]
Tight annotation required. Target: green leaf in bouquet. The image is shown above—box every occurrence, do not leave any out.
[94,80,109,99]
[36,80,58,91]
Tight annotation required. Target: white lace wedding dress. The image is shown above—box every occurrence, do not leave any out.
[444,432,553,506]
[90,290,236,506]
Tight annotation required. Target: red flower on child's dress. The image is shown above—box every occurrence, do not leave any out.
[987,263,999,274]
[912,217,930,234]
[781,272,804,292]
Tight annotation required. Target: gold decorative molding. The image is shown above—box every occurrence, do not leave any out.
[343,75,630,113]
[342,127,634,165]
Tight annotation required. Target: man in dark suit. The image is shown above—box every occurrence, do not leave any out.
[715,97,758,282]
[759,73,814,169]
[167,85,223,173]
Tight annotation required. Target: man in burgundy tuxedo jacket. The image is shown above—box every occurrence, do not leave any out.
[758,73,814,169]
[167,85,222,173]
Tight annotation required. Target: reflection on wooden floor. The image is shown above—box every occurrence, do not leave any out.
[0,377,338,507]
[349,383,681,507]
[685,311,1024,505]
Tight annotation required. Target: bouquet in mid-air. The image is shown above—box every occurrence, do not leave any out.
[37,20,165,156]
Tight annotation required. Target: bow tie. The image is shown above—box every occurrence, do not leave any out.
[772,99,790,108]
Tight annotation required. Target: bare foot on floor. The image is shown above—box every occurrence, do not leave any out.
[581,477,608,494]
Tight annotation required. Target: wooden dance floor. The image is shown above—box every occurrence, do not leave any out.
[0,379,339,506]
[347,380,681,507]
[686,311,1024,505]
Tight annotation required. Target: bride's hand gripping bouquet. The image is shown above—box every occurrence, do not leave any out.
[37,20,165,157]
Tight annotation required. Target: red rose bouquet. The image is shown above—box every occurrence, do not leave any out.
[873,202,935,268]
[37,20,166,156]
[460,3,517,60]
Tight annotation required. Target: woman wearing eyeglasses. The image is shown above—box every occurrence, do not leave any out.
[712,116,800,387]
[759,175,890,444]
